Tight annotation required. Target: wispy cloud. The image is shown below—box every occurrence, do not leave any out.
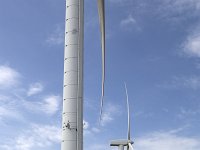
[0,94,23,121]
[0,94,61,124]
[120,15,141,31]
[27,82,44,96]
[133,111,154,119]
[158,76,200,90]
[177,107,200,119]
[121,15,136,26]
[91,127,100,133]
[84,102,122,137]
[23,95,61,116]
[167,1,200,60]
[46,24,64,46]
[135,130,200,150]
[41,95,61,115]
[0,65,20,89]
[0,105,22,121]
[101,103,121,126]
[182,27,200,58]
[133,0,200,24]
[156,0,200,22]
[0,63,61,121]
[163,0,200,12]
[0,124,61,150]
[83,119,101,137]
[178,76,200,89]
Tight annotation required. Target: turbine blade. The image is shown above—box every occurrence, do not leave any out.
[125,82,130,140]
[128,143,133,150]
[98,0,106,121]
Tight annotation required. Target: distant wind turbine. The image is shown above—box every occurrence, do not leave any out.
[110,83,134,150]
[61,0,106,150]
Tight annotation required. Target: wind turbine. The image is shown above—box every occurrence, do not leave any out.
[61,0,105,150]
[110,83,134,150]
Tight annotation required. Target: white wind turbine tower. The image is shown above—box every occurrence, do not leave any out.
[61,0,105,150]
[110,83,134,150]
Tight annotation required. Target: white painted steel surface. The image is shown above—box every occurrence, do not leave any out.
[62,0,84,150]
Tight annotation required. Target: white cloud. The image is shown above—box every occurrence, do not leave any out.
[22,95,61,116]
[1,124,61,150]
[164,0,200,11]
[135,131,200,150]
[15,136,34,150]
[0,92,60,123]
[0,63,61,149]
[91,127,100,133]
[121,15,136,26]
[83,119,101,136]
[0,105,22,121]
[157,0,200,21]
[158,76,200,90]
[0,95,23,121]
[177,107,200,119]
[31,124,61,143]
[41,95,61,115]
[27,82,44,96]
[183,28,200,58]
[173,3,200,59]
[101,112,113,124]
[133,111,154,118]
[101,103,121,126]
[0,95,10,102]
[133,0,200,24]
[179,76,200,89]
[46,25,64,46]
[120,15,140,31]
[0,65,20,89]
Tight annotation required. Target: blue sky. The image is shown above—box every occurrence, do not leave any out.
[0,0,200,150]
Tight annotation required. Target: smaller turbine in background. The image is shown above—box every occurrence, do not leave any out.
[110,83,134,150]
